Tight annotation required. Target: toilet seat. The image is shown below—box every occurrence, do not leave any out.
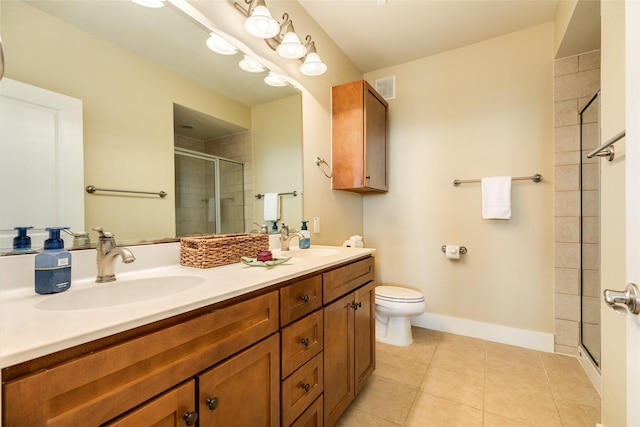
[375,286,425,303]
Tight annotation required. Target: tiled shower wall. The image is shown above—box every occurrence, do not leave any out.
[174,132,254,234]
[553,50,601,355]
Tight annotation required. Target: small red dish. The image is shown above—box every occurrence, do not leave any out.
[256,251,273,262]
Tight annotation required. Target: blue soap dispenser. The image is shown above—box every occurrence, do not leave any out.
[299,220,311,249]
[35,227,72,294]
[10,226,34,254]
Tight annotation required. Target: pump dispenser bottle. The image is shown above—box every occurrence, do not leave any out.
[35,227,72,294]
[299,220,311,249]
[10,226,34,254]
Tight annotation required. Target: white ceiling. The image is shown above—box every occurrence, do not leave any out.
[299,0,560,73]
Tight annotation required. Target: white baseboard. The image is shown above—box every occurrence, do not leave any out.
[412,312,555,352]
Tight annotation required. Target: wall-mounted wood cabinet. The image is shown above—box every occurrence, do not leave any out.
[332,80,389,193]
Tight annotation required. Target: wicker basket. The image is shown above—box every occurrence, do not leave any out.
[180,233,270,268]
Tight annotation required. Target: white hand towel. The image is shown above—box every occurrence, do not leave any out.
[263,193,279,221]
[481,176,512,219]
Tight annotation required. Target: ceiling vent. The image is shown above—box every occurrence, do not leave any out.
[375,76,395,100]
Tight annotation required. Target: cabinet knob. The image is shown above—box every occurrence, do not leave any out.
[365,176,371,180]
[351,301,362,310]
[300,337,310,347]
[206,397,220,411]
[183,411,198,426]
[301,383,311,392]
[300,294,310,303]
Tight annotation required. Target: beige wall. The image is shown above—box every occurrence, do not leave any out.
[363,24,555,342]
[600,1,627,425]
[252,94,303,230]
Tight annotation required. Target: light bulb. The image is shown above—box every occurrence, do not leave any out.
[244,5,280,38]
[300,52,327,76]
[205,33,237,55]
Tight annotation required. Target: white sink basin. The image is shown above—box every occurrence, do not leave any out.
[35,276,205,311]
[273,248,340,258]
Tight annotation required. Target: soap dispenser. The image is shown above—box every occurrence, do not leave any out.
[35,227,72,294]
[299,220,311,249]
[10,226,34,254]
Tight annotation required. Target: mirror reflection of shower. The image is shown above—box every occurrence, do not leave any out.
[579,91,601,370]
[173,104,253,236]
[174,150,245,236]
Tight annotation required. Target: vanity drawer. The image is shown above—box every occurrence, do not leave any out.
[281,310,323,378]
[280,274,322,326]
[281,353,324,426]
[322,257,374,304]
[2,291,279,427]
[290,395,323,427]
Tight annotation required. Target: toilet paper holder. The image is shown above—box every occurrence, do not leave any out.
[441,245,467,255]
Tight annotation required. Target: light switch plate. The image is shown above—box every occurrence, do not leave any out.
[313,217,320,233]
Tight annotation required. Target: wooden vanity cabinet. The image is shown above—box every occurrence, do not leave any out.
[332,80,389,193]
[322,258,376,427]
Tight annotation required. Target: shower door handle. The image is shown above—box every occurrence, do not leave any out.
[603,283,640,315]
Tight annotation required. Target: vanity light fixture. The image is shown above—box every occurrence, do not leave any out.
[239,55,265,73]
[299,41,327,76]
[234,0,327,75]
[242,0,280,38]
[275,21,307,59]
[264,71,287,87]
[130,0,165,8]
[206,32,238,55]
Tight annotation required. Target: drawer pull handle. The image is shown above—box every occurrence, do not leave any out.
[300,294,310,303]
[351,301,362,310]
[301,383,311,392]
[300,337,310,347]
[206,397,220,411]
[183,411,198,426]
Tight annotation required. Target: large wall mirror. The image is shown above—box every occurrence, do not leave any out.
[0,0,303,253]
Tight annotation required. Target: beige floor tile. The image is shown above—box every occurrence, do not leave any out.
[555,398,602,427]
[375,357,428,388]
[421,365,485,409]
[485,357,552,397]
[486,342,543,368]
[411,326,443,344]
[351,374,419,425]
[483,412,534,426]
[484,381,562,426]
[430,343,487,379]
[377,339,437,366]
[334,406,401,427]
[405,393,483,427]
[540,352,601,407]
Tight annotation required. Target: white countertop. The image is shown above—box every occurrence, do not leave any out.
[0,244,375,368]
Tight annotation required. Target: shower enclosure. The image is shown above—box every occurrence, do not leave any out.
[174,149,245,237]
[579,91,601,369]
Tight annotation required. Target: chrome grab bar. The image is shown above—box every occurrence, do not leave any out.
[586,130,625,161]
[453,174,543,187]
[86,185,167,198]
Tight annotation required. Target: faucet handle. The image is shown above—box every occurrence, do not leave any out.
[92,227,114,239]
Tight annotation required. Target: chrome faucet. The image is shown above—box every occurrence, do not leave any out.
[92,227,135,283]
[280,224,305,251]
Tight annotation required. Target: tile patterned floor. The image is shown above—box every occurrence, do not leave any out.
[336,327,601,426]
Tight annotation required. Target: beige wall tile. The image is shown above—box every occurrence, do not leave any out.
[555,268,580,295]
[555,165,580,191]
[554,125,580,153]
[555,99,579,126]
[554,191,580,217]
[555,293,580,321]
[554,69,601,102]
[555,216,580,243]
[554,56,579,76]
[554,319,579,347]
[579,50,601,72]
[555,242,580,269]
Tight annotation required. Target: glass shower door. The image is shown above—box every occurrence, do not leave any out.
[174,150,245,237]
[579,91,601,369]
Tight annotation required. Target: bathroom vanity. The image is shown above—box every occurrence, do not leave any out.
[0,245,375,427]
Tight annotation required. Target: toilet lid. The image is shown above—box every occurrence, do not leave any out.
[375,286,424,302]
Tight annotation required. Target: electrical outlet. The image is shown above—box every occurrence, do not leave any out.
[313,217,320,233]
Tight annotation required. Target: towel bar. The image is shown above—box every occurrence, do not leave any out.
[453,174,542,187]
[255,190,297,199]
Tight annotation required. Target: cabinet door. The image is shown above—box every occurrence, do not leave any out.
[104,380,197,427]
[323,292,355,427]
[354,281,375,394]
[198,334,280,427]
[364,85,388,191]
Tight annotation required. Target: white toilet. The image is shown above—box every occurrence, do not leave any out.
[375,286,426,346]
